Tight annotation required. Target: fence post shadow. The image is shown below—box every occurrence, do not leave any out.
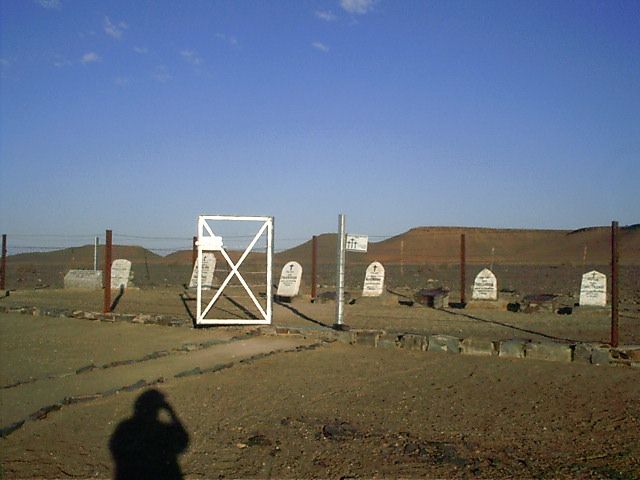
[109,285,125,312]
[109,388,189,480]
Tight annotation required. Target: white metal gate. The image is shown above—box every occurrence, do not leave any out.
[196,215,273,325]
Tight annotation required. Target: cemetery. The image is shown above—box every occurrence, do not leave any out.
[1,223,639,478]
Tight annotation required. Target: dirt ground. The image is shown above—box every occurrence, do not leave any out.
[2,287,639,344]
[1,288,640,479]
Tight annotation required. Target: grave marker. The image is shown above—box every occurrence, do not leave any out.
[472,268,498,300]
[579,270,607,307]
[362,261,385,297]
[277,261,302,298]
[189,252,216,290]
[110,259,132,289]
[64,270,103,289]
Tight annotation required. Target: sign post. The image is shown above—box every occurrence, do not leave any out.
[334,215,369,330]
[334,214,347,329]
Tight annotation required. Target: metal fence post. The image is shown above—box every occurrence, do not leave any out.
[611,221,619,347]
[93,236,99,271]
[0,234,6,290]
[460,233,466,304]
[311,235,318,300]
[103,230,112,314]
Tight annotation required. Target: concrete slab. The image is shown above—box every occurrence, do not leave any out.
[591,346,613,365]
[377,333,400,349]
[428,334,461,354]
[525,341,573,363]
[573,343,596,364]
[353,331,379,347]
[460,338,496,356]
[399,334,426,351]
[499,339,526,359]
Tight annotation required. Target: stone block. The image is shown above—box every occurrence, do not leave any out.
[591,346,613,365]
[428,334,461,353]
[399,334,426,351]
[64,270,103,289]
[525,341,573,362]
[132,314,152,324]
[354,331,379,347]
[466,298,509,310]
[377,333,400,349]
[332,330,354,344]
[498,339,526,359]
[573,343,596,364]
[460,338,496,356]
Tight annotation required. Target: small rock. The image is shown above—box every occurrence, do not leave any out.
[236,443,248,449]
[132,314,152,324]
[322,421,357,441]
[247,434,272,446]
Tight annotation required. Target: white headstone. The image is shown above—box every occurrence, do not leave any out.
[277,261,302,298]
[110,259,132,289]
[64,270,103,289]
[579,270,607,307]
[189,253,216,290]
[472,268,498,300]
[362,261,385,297]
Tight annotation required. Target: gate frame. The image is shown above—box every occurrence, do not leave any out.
[196,215,273,325]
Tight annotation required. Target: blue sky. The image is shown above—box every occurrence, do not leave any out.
[1,0,639,251]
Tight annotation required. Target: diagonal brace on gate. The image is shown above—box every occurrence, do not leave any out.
[200,221,269,320]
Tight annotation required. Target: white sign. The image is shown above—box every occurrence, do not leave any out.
[362,261,385,297]
[110,259,132,289]
[198,235,223,251]
[472,268,497,300]
[189,252,216,290]
[277,261,303,298]
[346,234,368,252]
[579,270,606,307]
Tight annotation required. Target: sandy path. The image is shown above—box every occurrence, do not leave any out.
[0,314,318,427]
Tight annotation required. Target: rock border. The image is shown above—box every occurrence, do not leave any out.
[325,329,640,369]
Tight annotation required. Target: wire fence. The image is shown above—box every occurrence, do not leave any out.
[1,227,638,304]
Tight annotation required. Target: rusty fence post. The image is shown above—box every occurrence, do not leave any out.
[192,236,197,266]
[460,233,466,304]
[103,229,112,314]
[311,235,318,300]
[0,234,6,290]
[611,221,619,347]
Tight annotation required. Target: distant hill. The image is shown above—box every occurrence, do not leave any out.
[8,245,164,267]
[276,225,640,267]
[7,225,639,268]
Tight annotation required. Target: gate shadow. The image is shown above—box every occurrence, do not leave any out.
[274,299,333,329]
[440,308,580,343]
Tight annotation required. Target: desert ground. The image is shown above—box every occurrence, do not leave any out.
[1,285,640,479]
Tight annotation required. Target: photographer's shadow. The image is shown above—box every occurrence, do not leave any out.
[109,389,189,480]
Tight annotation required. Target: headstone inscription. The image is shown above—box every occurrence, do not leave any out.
[64,270,103,289]
[472,268,498,300]
[110,259,132,289]
[277,261,302,298]
[189,252,216,290]
[579,270,606,307]
[362,261,385,297]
